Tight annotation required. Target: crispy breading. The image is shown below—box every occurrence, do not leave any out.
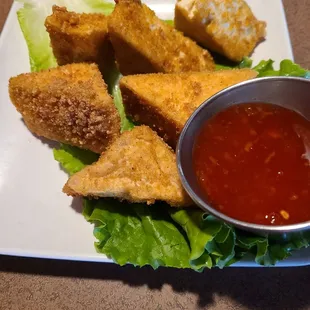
[175,0,266,62]
[9,63,120,153]
[108,0,215,75]
[63,125,193,207]
[45,6,114,76]
[120,69,257,148]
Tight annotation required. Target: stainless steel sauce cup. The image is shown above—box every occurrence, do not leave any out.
[177,77,310,234]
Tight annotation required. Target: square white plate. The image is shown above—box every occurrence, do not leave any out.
[0,1,308,268]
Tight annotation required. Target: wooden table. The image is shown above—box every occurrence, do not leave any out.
[1,1,310,309]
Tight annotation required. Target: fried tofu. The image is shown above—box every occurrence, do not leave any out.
[174,0,266,62]
[45,6,114,76]
[108,0,215,75]
[63,125,192,207]
[9,63,120,153]
[120,69,257,148]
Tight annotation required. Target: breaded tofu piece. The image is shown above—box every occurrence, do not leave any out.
[120,69,257,148]
[175,0,266,62]
[45,6,114,76]
[63,125,192,207]
[108,0,215,75]
[9,63,120,153]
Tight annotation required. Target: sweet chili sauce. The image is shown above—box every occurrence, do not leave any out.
[193,103,310,225]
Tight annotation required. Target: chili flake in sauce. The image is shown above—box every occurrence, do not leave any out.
[193,103,310,225]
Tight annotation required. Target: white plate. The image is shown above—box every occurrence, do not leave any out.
[0,1,308,268]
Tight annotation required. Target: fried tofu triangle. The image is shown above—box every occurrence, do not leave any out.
[175,0,266,62]
[108,0,215,75]
[9,63,120,153]
[64,126,193,207]
[45,6,114,78]
[120,69,257,148]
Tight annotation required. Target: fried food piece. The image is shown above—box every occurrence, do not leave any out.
[174,0,266,62]
[45,6,114,76]
[120,69,257,148]
[63,126,192,207]
[9,63,120,153]
[108,0,215,75]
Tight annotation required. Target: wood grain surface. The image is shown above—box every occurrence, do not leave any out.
[1,1,310,310]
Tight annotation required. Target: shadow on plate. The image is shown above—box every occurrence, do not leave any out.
[0,255,309,309]
[70,197,84,214]
[21,118,60,150]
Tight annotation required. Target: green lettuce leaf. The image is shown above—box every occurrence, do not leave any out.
[171,211,220,267]
[171,210,237,269]
[106,64,135,132]
[53,144,99,175]
[236,232,283,265]
[235,230,310,266]
[215,56,253,70]
[164,20,174,26]
[17,0,114,72]
[17,1,57,72]
[83,200,191,269]
[215,57,310,79]
[238,57,253,68]
[254,59,310,78]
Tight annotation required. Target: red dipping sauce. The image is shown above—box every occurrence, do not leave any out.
[193,103,310,226]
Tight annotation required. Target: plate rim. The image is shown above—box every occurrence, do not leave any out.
[1,1,308,268]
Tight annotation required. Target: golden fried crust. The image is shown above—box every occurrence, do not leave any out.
[175,0,266,62]
[120,69,257,148]
[108,0,215,75]
[63,125,193,207]
[45,6,114,75]
[9,63,121,153]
